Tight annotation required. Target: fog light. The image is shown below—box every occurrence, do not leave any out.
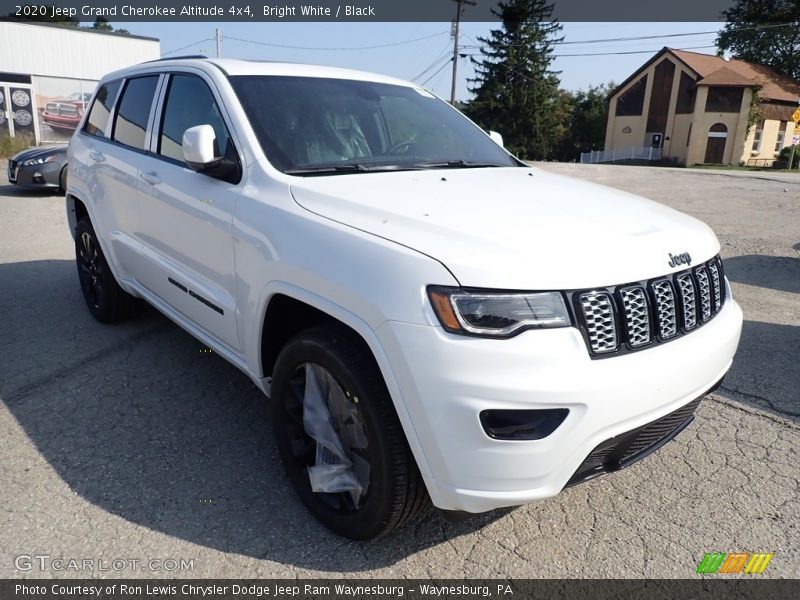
[480,408,569,440]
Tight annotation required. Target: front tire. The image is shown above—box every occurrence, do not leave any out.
[271,324,428,539]
[58,166,67,194]
[75,218,141,323]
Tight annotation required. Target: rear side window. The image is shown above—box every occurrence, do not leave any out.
[158,74,233,162]
[112,76,160,150]
[84,81,121,138]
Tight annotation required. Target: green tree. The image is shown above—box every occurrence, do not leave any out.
[554,83,614,162]
[92,17,113,31]
[716,0,800,80]
[465,0,564,160]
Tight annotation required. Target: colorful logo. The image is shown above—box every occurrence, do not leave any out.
[696,552,774,574]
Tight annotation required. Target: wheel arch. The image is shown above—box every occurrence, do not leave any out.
[65,193,89,241]
[257,285,433,479]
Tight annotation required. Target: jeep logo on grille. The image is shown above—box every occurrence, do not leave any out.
[668,252,692,268]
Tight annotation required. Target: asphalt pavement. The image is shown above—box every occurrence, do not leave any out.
[0,163,798,578]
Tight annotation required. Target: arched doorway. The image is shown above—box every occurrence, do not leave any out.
[704,123,728,164]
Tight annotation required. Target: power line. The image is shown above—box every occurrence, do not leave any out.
[162,38,213,56]
[420,57,454,87]
[463,44,718,59]
[465,22,797,51]
[223,31,447,51]
[412,51,453,82]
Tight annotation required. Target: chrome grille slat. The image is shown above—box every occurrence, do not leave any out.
[651,279,677,339]
[575,255,725,358]
[619,287,651,347]
[695,267,712,321]
[580,292,618,354]
[708,262,722,311]
[676,273,697,330]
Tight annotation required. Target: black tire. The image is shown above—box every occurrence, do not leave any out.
[271,324,428,540]
[75,218,141,323]
[58,166,67,194]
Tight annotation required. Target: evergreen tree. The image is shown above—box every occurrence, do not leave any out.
[465,0,564,159]
[716,0,800,80]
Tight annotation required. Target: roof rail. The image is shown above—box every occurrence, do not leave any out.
[144,55,208,63]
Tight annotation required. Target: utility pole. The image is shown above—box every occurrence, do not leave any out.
[215,28,221,58]
[449,0,475,105]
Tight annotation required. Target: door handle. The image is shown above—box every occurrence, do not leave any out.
[140,171,161,186]
[89,151,105,163]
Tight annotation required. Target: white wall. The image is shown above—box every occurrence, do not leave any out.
[0,22,160,81]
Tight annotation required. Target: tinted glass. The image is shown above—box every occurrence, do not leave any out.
[112,76,159,150]
[84,81,121,138]
[231,75,517,173]
[159,75,232,162]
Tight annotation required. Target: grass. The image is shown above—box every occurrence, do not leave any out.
[688,164,798,173]
[0,134,34,159]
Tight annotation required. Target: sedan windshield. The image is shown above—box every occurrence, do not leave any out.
[229,75,518,174]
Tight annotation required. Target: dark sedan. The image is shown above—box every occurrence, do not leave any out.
[7,145,68,192]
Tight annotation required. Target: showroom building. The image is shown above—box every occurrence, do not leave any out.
[0,21,160,144]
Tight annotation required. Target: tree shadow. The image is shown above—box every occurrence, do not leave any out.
[718,320,800,422]
[0,259,508,572]
[723,254,800,295]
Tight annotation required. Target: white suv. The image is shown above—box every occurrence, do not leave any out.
[66,57,743,539]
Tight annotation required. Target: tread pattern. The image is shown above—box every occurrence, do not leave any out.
[76,218,142,323]
[276,323,429,538]
[315,324,429,535]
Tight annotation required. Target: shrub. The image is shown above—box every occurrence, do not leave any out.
[0,134,33,159]
[776,144,799,169]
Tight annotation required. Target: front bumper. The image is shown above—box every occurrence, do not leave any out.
[7,160,64,189]
[375,288,743,513]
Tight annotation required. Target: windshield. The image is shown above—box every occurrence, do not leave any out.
[229,75,518,174]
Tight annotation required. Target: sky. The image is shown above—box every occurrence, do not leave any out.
[111,21,724,100]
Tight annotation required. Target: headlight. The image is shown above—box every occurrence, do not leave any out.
[427,285,571,338]
[22,155,59,167]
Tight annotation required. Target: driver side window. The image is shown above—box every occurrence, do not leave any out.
[158,74,233,163]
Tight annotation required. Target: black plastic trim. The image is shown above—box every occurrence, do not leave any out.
[564,375,726,488]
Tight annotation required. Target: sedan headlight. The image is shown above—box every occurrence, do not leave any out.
[427,285,571,338]
[22,155,59,167]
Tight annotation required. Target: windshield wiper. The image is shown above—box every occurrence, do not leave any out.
[413,160,506,169]
[285,164,370,176]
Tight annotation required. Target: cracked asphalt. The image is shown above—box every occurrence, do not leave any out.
[0,162,798,579]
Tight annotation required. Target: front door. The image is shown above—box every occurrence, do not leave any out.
[704,123,727,163]
[134,72,241,352]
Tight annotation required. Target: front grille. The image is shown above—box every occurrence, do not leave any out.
[574,255,725,357]
[46,103,78,116]
[566,396,702,487]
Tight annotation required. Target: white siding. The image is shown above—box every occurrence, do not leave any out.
[0,22,160,81]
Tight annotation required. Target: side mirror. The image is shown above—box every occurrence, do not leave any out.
[489,130,504,147]
[182,124,221,171]
[182,124,241,184]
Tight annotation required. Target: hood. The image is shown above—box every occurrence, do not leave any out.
[290,167,720,290]
[12,145,68,162]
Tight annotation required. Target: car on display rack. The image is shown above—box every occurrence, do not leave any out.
[65,57,743,540]
[7,145,68,192]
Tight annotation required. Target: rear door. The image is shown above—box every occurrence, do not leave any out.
[133,71,242,351]
[94,75,162,281]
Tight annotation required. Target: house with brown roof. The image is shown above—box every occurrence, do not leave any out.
[603,47,799,166]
